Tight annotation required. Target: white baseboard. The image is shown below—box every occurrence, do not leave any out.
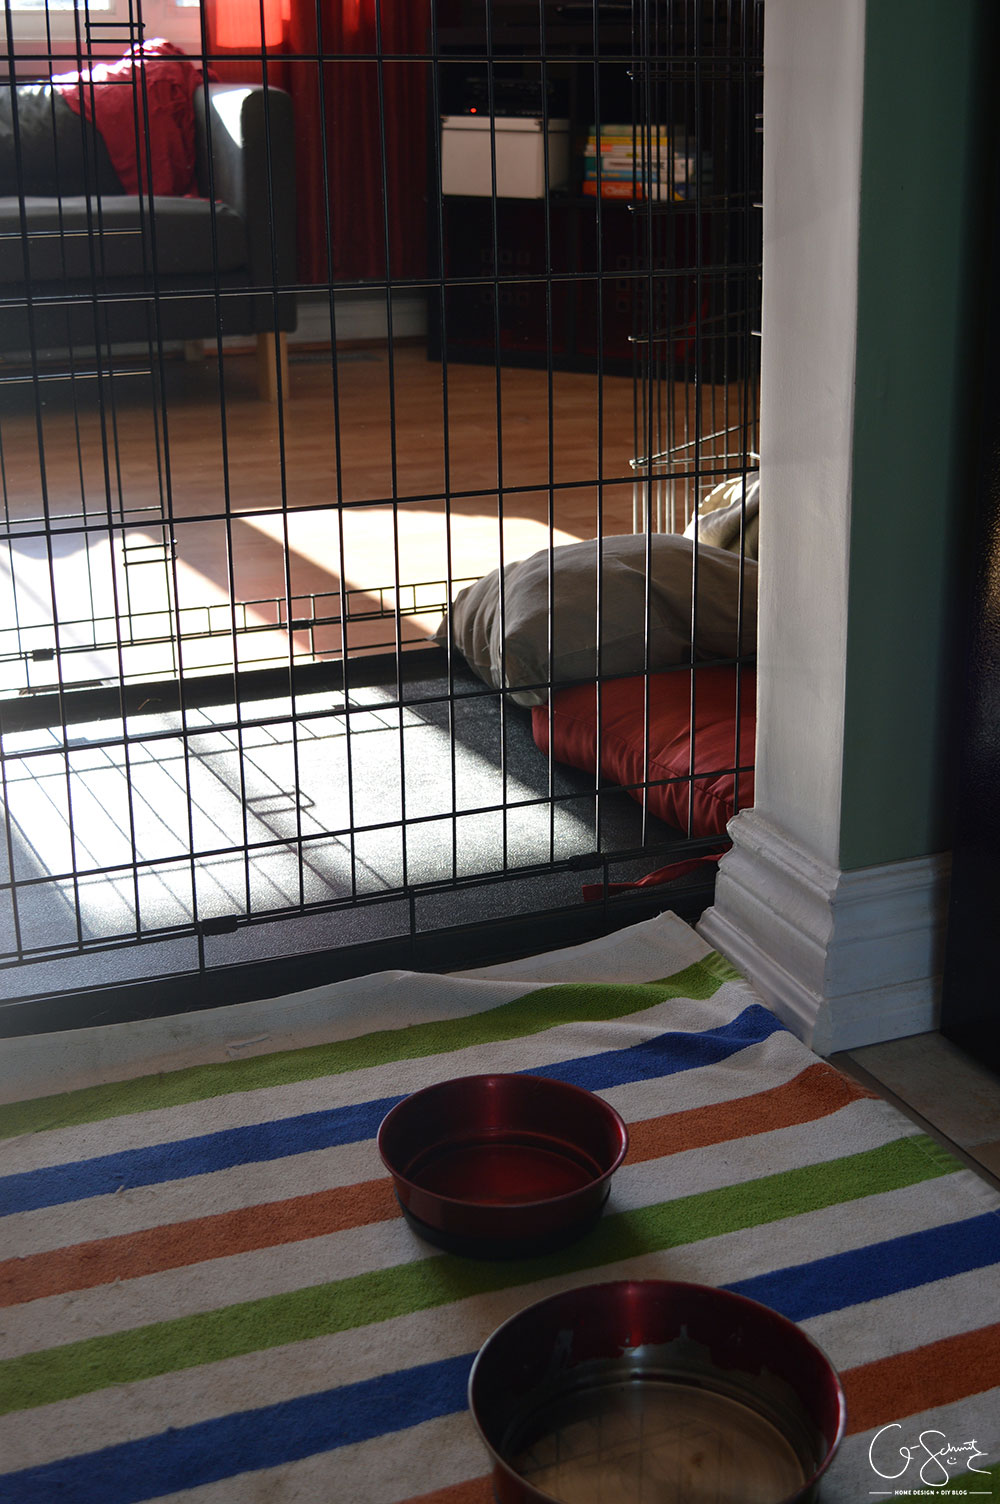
[292,291,427,346]
[696,809,951,1054]
[3,293,429,366]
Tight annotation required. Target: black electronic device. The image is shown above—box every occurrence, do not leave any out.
[459,74,561,117]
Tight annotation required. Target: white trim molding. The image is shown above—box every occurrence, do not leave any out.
[697,809,951,1055]
[294,291,427,346]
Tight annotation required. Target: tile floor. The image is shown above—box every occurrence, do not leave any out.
[832,1033,1000,1192]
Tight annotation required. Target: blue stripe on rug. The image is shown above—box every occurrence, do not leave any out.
[725,1210,1000,1318]
[4,1209,999,1504]
[0,1003,783,1216]
[525,1005,783,1091]
[0,1352,473,1504]
[0,1095,405,1217]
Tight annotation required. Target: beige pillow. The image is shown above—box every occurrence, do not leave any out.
[684,471,760,559]
[437,532,757,707]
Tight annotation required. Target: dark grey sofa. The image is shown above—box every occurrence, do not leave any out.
[0,81,297,398]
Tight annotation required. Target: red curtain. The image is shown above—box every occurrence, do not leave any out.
[206,0,431,284]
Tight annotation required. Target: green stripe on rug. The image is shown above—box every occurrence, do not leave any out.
[0,954,741,1140]
[0,1133,951,1415]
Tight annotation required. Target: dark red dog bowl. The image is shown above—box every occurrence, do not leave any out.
[376,1074,628,1258]
[469,1279,846,1504]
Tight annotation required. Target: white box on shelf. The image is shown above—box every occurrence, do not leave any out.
[440,115,570,199]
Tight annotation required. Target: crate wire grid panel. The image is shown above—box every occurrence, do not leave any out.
[0,0,762,1026]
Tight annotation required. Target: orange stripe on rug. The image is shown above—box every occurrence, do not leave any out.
[0,1177,399,1307]
[843,1322,1000,1434]
[401,1478,493,1504]
[625,1062,872,1164]
[0,1063,870,1307]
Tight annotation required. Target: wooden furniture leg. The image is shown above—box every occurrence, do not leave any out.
[256,331,289,402]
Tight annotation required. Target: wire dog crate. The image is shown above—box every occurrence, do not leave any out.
[0,0,762,1030]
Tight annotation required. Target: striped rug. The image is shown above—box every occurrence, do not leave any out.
[1,913,998,1503]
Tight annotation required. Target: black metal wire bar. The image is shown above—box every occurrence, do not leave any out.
[122,10,202,942]
[482,0,511,880]
[313,17,363,912]
[254,42,303,915]
[636,0,656,849]
[590,7,621,864]
[558,3,597,866]
[39,44,93,562]
[728,0,763,822]
[0,253,755,320]
[56,15,148,947]
[91,403,146,951]
[1,456,754,543]
[427,1,461,892]
[0,828,716,982]
[0,774,710,914]
[534,0,559,870]
[192,0,254,923]
[681,0,707,841]
[5,40,763,68]
[370,1,411,900]
[2,651,758,766]
[3,5,91,955]
[0,738,24,960]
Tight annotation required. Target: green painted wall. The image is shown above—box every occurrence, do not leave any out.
[840,0,991,870]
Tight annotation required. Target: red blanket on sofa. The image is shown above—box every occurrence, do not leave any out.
[53,39,209,197]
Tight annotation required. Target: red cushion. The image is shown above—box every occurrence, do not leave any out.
[531,666,756,838]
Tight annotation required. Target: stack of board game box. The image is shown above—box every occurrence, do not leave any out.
[582,124,699,200]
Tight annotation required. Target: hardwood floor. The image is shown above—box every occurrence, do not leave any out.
[834,1034,1000,1192]
[1,343,754,687]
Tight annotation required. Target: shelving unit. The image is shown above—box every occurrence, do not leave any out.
[427,13,637,373]
[426,4,761,385]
